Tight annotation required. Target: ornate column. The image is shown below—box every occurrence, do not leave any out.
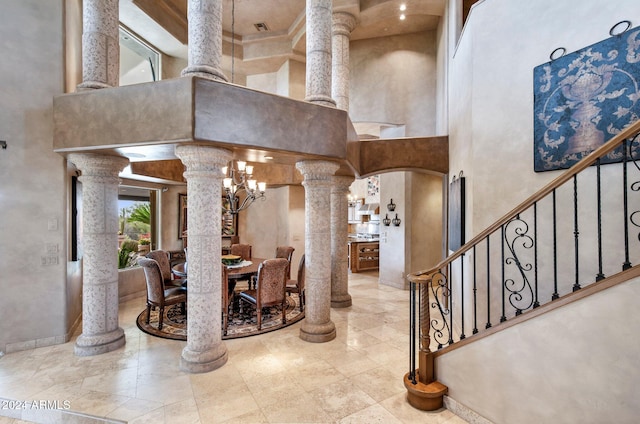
[331,12,356,111]
[296,160,340,342]
[331,176,354,307]
[305,0,335,107]
[77,0,119,90]
[68,153,129,356]
[181,0,227,81]
[175,145,231,373]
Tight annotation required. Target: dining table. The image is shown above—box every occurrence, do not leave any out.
[171,258,266,283]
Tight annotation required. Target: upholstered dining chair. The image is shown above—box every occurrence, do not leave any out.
[230,243,253,288]
[286,254,305,312]
[238,258,289,330]
[221,265,233,336]
[146,249,184,288]
[230,243,252,260]
[275,246,295,279]
[138,257,187,330]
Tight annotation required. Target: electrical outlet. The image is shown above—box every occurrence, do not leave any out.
[47,218,58,231]
[46,243,58,254]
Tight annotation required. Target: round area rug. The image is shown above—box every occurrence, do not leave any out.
[136,294,304,340]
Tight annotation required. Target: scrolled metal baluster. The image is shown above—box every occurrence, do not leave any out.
[503,215,535,315]
[429,270,451,349]
[627,134,640,254]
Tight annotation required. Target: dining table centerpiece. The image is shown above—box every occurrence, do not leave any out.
[221,254,243,266]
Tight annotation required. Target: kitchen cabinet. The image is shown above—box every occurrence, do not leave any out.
[349,241,379,272]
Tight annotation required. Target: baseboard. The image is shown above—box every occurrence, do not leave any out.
[444,395,494,424]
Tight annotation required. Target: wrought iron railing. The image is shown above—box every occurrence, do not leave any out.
[406,118,640,386]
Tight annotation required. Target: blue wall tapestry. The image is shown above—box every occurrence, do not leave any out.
[533,26,640,172]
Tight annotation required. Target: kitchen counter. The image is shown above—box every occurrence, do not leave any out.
[348,238,380,272]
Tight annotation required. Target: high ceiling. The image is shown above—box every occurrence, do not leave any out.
[119,0,445,76]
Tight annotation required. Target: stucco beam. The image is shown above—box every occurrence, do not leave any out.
[53,76,355,164]
[349,136,449,177]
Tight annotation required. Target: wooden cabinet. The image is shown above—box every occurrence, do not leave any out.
[349,241,379,272]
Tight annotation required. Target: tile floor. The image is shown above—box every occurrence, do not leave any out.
[0,271,467,424]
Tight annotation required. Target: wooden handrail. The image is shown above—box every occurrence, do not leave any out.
[408,118,640,281]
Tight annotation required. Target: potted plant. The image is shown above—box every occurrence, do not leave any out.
[138,237,151,255]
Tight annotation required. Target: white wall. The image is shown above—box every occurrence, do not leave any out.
[437,277,640,424]
[0,1,70,353]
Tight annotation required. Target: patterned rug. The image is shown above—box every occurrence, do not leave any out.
[136,294,304,340]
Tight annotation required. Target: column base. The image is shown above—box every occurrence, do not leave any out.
[300,321,336,343]
[304,94,337,107]
[331,294,352,308]
[180,344,228,373]
[403,371,448,411]
[181,66,228,82]
[74,328,125,356]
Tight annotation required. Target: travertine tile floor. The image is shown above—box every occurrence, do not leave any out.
[0,271,467,424]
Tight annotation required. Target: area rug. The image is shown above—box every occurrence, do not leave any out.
[136,294,304,340]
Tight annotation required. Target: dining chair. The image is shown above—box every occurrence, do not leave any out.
[230,243,252,260]
[138,257,187,330]
[238,258,289,330]
[275,246,295,279]
[146,249,185,288]
[221,265,233,336]
[286,254,305,312]
[230,243,253,288]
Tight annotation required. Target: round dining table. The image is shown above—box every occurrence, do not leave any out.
[171,258,265,281]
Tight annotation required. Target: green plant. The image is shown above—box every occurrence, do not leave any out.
[128,203,151,225]
[118,238,139,269]
[139,238,150,245]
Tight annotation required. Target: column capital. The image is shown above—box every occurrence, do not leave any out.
[332,12,357,37]
[296,160,340,182]
[175,145,232,172]
[68,153,129,177]
[332,175,355,192]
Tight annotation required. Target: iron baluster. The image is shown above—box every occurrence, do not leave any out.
[448,261,454,345]
[485,236,492,329]
[596,158,605,281]
[552,189,559,300]
[409,280,416,384]
[472,245,478,334]
[503,215,535,315]
[500,225,507,323]
[628,134,640,248]
[533,202,540,308]
[460,253,466,340]
[623,139,632,270]
[429,270,451,349]
[573,175,581,291]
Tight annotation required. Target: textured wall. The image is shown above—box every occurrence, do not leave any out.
[0,1,69,353]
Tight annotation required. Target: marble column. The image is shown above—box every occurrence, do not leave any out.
[68,153,129,356]
[296,160,340,342]
[331,176,354,307]
[331,12,356,111]
[305,0,336,107]
[77,0,119,90]
[181,0,228,81]
[175,145,231,373]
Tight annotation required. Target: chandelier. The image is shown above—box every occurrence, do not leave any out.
[222,161,266,214]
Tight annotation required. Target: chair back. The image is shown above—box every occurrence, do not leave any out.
[230,243,252,260]
[296,254,305,291]
[275,246,295,278]
[138,257,165,304]
[146,250,172,282]
[255,258,289,307]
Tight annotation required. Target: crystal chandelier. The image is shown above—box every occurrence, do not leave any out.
[222,161,266,214]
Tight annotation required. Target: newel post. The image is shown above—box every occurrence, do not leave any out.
[404,274,448,410]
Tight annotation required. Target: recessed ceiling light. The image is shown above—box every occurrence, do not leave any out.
[400,14,406,20]
[400,4,407,11]
[264,156,273,160]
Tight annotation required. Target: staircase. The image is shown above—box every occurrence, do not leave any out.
[405,119,640,423]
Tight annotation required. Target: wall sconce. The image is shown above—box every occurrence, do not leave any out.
[383,214,391,226]
[392,213,401,226]
[387,199,396,211]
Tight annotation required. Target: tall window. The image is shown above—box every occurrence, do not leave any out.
[119,26,160,85]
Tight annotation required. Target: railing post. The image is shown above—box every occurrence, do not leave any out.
[404,274,447,411]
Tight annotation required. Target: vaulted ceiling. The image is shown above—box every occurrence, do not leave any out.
[119,0,445,75]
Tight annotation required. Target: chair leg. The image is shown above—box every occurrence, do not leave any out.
[146,304,152,324]
[282,300,286,324]
[300,291,305,312]
[158,306,165,330]
[257,307,262,330]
